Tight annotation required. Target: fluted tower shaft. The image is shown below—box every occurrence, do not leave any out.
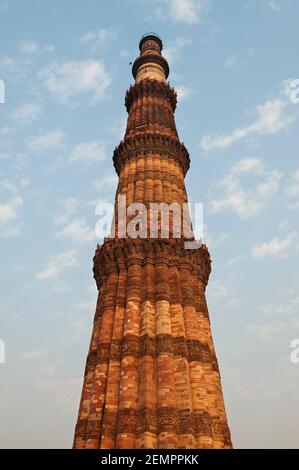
[73,34,232,449]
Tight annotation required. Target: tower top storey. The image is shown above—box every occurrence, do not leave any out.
[132,32,169,83]
[139,32,163,52]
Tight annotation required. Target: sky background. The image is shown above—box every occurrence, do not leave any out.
[1,0,299,449]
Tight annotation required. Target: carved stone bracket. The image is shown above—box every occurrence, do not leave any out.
[93,238,211,290]
[125,79,177,113]
[113,133,190,176]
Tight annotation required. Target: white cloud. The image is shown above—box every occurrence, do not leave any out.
[80,28,117,51]
[227,254,247,266]
[38,59,111,104]
[204,229,227,250]
[62,299,97,345]
[11,103,42,126]
[210,157,282,218]
[92,172,118,193]
[75,300,96,312]
[260,295,299,316]
[0,180,23,238]
[176,84,193,101]
[57,218,96,245]
[0,196,22,224]
[208,278,240,307]
[69,140,107,164]
[246,321,286,340]
[18,40,38,55]
[107,116,127,141]
[54,198,79,226]
[0,223,22,238]
[200,85,296,152]
[224,54,246,72]
[150,0,208,24]
[120,49,130,58]
[27,129,66,153]
[34,369,82,412]
[0,0,8,12]
[21,349,47,360]
[51,282,72,295]
[251,231,298,259]
[0,56,26,80]
[36,250,78,281]
[264,0,281,14]
[0,152,10,161]
[286,170,299,209]
[0,126,15,135]
[209,279,228,298]
[163,37,190,65]
[169,0,207,24]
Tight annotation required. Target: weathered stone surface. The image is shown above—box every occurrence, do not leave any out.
[73,34,232,449]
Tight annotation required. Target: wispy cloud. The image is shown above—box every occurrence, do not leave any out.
[175,84,193,101]
[80,28,117,51]
[286,170,299,209]
[163,37,191,65]
[61,299,97,346]
[0,126,15,136]
[56,218,96,245]
[0,180,23,238]
[0,196,22,224]
[224,54,246,72]
[251,231,299,259]
[68,140,107,164]
[226,254,247,266]
[36,250,78,281]
[53,198,79,227]
[260,295,299,316]
[0,152,11,161]
[0,0,8,12]
[208,278,240,307]
[200,83,296,151]
[119,49,130,59]
[21,349,47,360]
[27,129,66,153]
[210,157,282,218]
[263,0,281,14]
[11,103,42,126]
[247,321,286,340]
[208,279,229,298]
[92,172,118,193]
[0,56,26,80]
[38,59,111,105]
[18,40,54,55]
[169,0,208,24]
[149,0,208,24]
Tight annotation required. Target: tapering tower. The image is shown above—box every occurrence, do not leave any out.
[73,34,232,449]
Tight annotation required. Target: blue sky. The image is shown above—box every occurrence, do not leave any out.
[0,0,299,448]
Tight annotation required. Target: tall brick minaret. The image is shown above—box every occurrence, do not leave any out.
[73,33,232,449]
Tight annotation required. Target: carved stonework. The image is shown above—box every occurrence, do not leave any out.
[113,134,190,176]
[73,34,232,450]
[125,80,177,113]
[132,54,169,80]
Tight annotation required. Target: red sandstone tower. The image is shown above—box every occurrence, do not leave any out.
[73,34,232,449]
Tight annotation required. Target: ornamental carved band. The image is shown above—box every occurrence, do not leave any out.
[73,34,232,449]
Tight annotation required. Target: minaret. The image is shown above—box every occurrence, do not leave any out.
[73,33,232,449]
